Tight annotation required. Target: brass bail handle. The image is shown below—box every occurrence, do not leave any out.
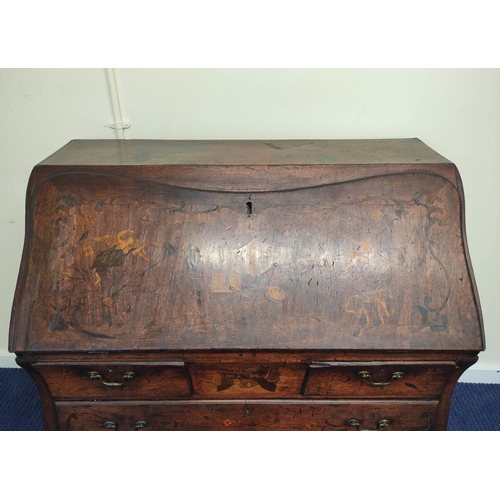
[348,418,391,431]
[88,371,135,387]
[358,370,404,386]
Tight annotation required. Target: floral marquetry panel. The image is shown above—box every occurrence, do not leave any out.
[13,167,481,352]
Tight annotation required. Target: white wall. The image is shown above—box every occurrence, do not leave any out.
[1,69,499,373]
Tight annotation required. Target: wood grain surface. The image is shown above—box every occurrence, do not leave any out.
[11,167,482,351]
[9,139,484,431]
[55,399,439,431]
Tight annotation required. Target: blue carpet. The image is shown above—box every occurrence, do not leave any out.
[447,382,500,431]
[0,368,44,431]
[0,367,499,430]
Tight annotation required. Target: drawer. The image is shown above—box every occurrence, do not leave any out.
[55,400,438,431]
[32,362,192,400]
[302,362,457,398]
[188,363,306,398]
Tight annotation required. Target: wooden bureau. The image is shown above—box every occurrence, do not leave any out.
[9,139,484,430]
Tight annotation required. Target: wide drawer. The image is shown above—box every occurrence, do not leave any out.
[302,362,457,398]
[32,362,192,400]
[55,400,438,431]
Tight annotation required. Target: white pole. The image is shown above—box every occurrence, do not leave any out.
[106,68,127,140]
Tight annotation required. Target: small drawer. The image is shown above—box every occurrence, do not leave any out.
[32,362,192,400]
[302,362,457,398]
[55,400,438,431]
[188,363,306,398]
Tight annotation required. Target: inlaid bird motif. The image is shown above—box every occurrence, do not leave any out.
[91,229,150,284]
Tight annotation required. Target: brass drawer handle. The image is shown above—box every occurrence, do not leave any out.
[103,420,148,430]
[103,420,147,430]
[347,418,391,430]
[358,370,404,386]
[87,371,135,387]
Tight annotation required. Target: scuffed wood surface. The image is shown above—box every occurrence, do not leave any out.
[32,362,192,400]
[55,399,439,431]
[12,169,482,351]
[39,139,452,166]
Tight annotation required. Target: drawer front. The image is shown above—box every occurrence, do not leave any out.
[55,400,438,431]
[33,363,192,400]
[188,363,306,398]
[303,362,457,398]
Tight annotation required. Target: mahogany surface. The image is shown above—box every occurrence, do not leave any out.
[9,139,484,430]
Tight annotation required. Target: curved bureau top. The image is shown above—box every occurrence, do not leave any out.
[9,139,484,353]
